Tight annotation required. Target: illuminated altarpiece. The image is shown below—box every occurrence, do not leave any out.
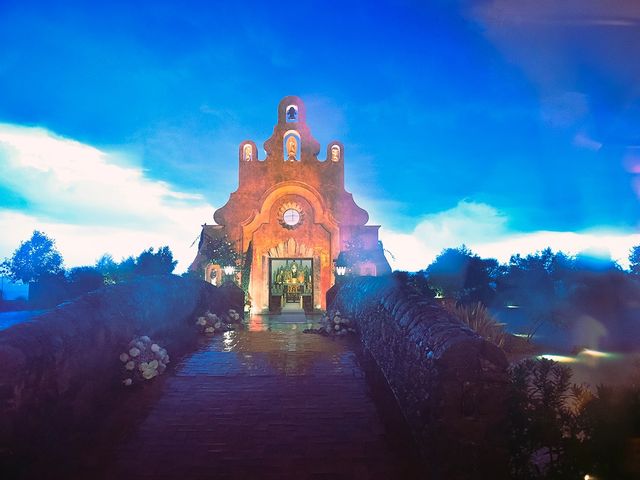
[190,96,391,312]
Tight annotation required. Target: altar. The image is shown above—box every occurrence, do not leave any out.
[269,259,313,312]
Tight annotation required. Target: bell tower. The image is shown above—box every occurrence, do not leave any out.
[191,96,391,313]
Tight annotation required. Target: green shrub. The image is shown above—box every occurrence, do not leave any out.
[508,358,640,479]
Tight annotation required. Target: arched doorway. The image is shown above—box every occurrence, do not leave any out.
[269,258,313,312]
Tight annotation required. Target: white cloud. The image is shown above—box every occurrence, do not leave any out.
[2,125,637,275]
[412,200,508,245]
[380,200,639,271]
[0,124,214,271]
[474,230,640,268]
[470,0,640,27]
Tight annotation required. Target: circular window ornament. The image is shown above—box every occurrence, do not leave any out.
[283,209,300,226]
[278,202,305,229]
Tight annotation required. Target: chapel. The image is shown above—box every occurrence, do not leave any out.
[190,96,391,312]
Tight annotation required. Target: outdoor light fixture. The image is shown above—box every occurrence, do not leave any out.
[336,266,347,276]
[223,265,235,276]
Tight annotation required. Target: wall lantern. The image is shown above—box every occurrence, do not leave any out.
[334,251,348,278]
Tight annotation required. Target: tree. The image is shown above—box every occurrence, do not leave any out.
[116,256,136,281]
[569,252,629,323]
[425,245,497,305]
[629,245,640,275]
[134,246,177,276]
[574,250,620,273]
[95,254,120,285]
[95,249,177,283]
[202,235,239,267]
[508,359,584,479]
[495,249,570,340]
[95,253,137,283]
[392,270,436,299]
[507,359,640,479]
[0,261,9,302]
[241,241,253,304]
[67,266,104,296]
[4,231,63,283]
[0,261,9,278]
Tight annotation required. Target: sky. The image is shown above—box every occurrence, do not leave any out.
[1,0,639,272]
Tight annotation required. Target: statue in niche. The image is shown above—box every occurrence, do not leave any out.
[331,145,340,162]
[286,105,298,122]
[243,144,253,161]
[286,135,298,161]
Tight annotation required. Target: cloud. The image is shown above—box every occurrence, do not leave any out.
[412,200,508,244]
[467,0,640,119]
[380,200,639,271]
[573,132,603,151]
[0,124,214,271]
[470,0,640,27]
[2,125,637,275]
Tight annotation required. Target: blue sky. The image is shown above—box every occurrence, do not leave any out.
[1,0,639,271]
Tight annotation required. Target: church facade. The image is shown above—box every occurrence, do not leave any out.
[190,96,391,312]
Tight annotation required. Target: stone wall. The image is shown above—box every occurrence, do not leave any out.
[327,276,509,479]
[0,275,243,467]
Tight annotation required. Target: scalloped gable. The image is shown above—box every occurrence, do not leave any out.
[191,96,391,312]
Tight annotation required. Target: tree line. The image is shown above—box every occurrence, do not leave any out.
[396,244,640,342]
[1,231,177,308]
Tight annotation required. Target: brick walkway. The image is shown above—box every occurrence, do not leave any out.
[72,313,424,479]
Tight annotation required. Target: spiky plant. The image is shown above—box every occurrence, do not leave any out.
[445,301,507,348]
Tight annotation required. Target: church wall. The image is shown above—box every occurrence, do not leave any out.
[247,193,334,311]
[191,96,392,313]
[338,225,381,250]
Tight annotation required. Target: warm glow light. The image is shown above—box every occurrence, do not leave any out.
[577,349,620,361]
[579,349,610,358]
[248,315,266,332]
[537,354,578,363]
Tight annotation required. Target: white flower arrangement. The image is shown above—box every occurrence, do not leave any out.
[304,310,356,337]
[120,335,169,386]
[195,309,241,335]
[228,309,241,322]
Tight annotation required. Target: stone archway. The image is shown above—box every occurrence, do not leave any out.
[244,185,338,313]
[263,238,319,312]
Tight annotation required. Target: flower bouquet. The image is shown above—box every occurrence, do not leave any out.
[304,310,356,336]
[195,309,240,334]
[227,308,241,323]
[120,335,170,386]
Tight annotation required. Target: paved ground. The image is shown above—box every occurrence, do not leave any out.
[66,312,423,479]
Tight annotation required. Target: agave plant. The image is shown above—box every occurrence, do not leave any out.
[445,301,507,348]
